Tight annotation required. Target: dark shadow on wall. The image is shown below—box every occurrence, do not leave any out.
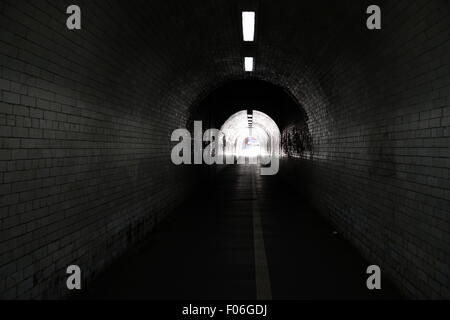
[282,123,314,157]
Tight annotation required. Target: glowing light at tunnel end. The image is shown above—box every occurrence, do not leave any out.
[170,111,281,175]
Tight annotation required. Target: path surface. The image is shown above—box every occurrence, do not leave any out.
[76,165,401,299]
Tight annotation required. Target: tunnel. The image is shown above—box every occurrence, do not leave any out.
[0,0,450,301]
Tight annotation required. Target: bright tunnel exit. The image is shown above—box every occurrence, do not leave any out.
[220,110,281,162]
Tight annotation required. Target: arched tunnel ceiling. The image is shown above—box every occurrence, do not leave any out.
[192,79,307,130]
[106,0,375,122]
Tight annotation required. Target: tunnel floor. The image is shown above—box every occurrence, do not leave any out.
[76,164,401,300]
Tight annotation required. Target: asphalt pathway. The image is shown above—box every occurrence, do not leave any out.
[75,164,401,299]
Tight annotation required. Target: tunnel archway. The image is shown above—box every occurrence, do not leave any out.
[220,110,281,159]
[190,79,312,158]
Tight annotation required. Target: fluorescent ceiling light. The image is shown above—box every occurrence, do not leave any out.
[242,11,255,41]
[244,57,254,72]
